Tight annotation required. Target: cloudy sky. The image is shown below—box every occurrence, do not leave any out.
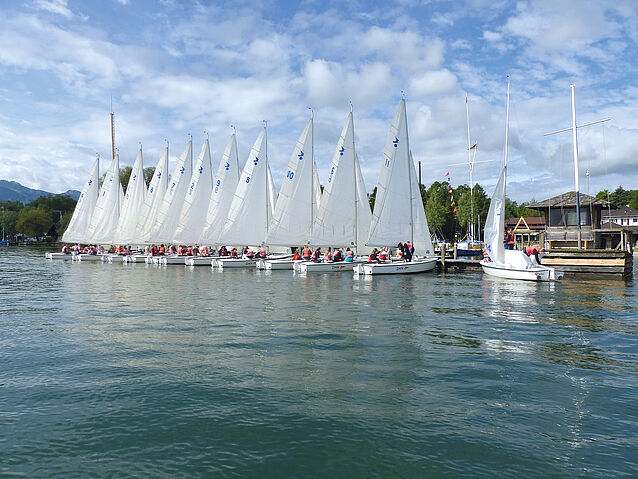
[0,0,637,202]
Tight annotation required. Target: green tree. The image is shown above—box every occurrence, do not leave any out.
[15,208,54,239]
[423,181,457,241]
[0,208,19,237]
[609,186,631,208]
[630,190,638,210]
[0,200,23,212]
[368,186,377,212]
[143,166,155,186]
[29,194,76,218]
[58,210,73,237]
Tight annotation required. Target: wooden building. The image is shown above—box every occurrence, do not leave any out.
[528,191,633,276]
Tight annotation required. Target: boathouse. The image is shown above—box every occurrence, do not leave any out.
[528,191,634,276]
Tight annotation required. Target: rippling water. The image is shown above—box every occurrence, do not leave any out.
[1,247,637,478]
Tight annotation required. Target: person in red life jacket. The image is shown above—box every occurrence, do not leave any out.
[200,245,209,257]
[186,246,193,256]
[219,245,228,256]
[368,248,379,263]
[245,247,254,259]
[505,228,515,250]
[311,247,322,262]
[193,245,199,256]
[324,247,333,262]
[176,245,184,255]
[302,246,312,260]
[97,245,104,254]
[379,247,388,261]
[61,244,68,254]
[333,248,343,262]
[230,247,238,258]
[72,243,80,253]
[151,244,158,255]
[344,247,354,263]
[257,247,267,258]
[158,244,166,255]
[406,241,414,256]
[524,245,542,264]
[403,242,412,262]
[167,244,176,254]
[292,249,301,261]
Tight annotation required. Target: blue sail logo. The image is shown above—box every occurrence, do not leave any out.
[339,146,344,156]
[393,137,399,148]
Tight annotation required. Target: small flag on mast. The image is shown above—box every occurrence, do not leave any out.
[467,143,477,150]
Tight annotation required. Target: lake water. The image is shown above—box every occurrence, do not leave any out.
[1,247,637,478]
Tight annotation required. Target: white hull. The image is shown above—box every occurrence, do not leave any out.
[45,252,73,260]
[106,255,126,263]
[185,256,218,266]
[75,253,104,262]
[481,259,563,281]
[215,258,256,269]
[123,254,149,263]
[354,257,437,275]
[262,259,302,270]
[160,255,192,265]
[299,261,359,273]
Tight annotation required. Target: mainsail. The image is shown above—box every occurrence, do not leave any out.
[483,165,506,264]
[219,127,273,246]
[147,140,193,244]
[366,99,433,255]
[61,158,99,243]
[136,146,169,244]
[199,134,241,245]
[266,117,319,246]
[310,112,370,251]
[86,154,121,244]
[173,139,213,244]
[112,147,146,245]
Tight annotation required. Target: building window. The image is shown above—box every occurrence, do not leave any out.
[550,207,591,227]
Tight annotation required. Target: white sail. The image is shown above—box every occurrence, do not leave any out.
[136,146,169,244]
[199,134,241,245]
[112,148,146,245]
[219,127,272,246]
[86,154,121,244]
[311,112,371,251]
[173,139,213,244]
[266,118,318,246]
[483,165,506,264]
[366,99,433,255]
[147,140,193,244]
[267,163,276,218]
[61,158,99,243]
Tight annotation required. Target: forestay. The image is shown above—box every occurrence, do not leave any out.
[62,158,99,244]
[136,146,169,244]
[147,140,193,244]
[366,99,433,255]
[86,154,121,244]
[266,118,319,246]
[173,139,213,244]
[112,147,146,245]
[219,127,274,246]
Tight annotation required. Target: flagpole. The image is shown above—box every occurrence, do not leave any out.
[466,93,475,243]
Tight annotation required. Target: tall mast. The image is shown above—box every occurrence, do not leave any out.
[351,102,358,253]
[404,97,414,246]
[264,121,269,241]
[466,93,475,242]
[110,98,115,161]
[504,78,510,189]
[570,84,582,248]
[543,86,610,250]
[309,108,314,242]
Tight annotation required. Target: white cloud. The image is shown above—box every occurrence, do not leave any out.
[32,0,73,18]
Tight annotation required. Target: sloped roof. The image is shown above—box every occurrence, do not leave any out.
[528,191,609,208]
[602,207,638,218]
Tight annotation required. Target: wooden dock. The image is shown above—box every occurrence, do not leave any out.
[541,249,633,276]
[436,258,482,272]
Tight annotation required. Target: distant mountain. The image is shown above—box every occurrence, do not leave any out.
[0,180,80,203]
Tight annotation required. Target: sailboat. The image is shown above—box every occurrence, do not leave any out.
[354,99,437,275]
[456,94,484,257]
[112,146,146,246]
[216,125,274,268]
[85,153,121,248]
[481,79,562,281]
[300,110,372,273]
[135,144,169,248]
[172,138,214,246]
[262,115,321,270]
[60,157,100,245]
[145,140,193,244]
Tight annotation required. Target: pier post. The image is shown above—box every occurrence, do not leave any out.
[453,244,458,259]
[441,243,446,271]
